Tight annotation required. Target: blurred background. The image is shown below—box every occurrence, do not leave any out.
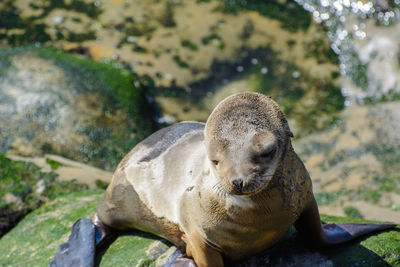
[0,0,400,245]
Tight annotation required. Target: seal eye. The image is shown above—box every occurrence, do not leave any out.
[253,147,276,163]
[260,148,276,159]
[211,160,219,166]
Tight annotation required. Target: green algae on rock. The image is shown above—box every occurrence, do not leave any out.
[0,190,173,267]
[0,46,155,170]
[0,0,101,46]
[0,190,399,266]
[0,154,88,237]
[294,101,400,222]
[0,0,344,137]
[0,190,102,266]
[216,0,311,32]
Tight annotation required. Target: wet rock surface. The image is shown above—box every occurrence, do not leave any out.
[295,101,400,223]
[0,46,154,171]
[0,154,91,237]
[7,154,112,189]
[1,0,400,265]
[0,152,111,238]
[0,0,343,134]
[0,190,398,266]
[296,0,400,102]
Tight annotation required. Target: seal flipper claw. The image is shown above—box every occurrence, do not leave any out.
[93,212,114,249]
[295,198,397,247]
[163,249,197,267]
[49,218,95,267]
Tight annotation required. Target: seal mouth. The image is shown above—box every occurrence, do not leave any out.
[213,175,274,197]
[232,175,273,196]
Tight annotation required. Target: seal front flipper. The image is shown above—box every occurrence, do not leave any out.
[164,249,197,267]
[295,198,397,247]
[49,218,95,267]
[183,231,223,267]
[49,214,116,267]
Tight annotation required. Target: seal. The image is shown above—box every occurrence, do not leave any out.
[50,92,396,267]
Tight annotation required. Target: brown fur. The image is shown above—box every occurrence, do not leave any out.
[205,92,293,145]
[96,93,326,266]
[97,167,185,247]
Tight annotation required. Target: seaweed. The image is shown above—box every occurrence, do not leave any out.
[216,0,311,32]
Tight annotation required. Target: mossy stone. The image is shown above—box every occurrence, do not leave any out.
[0,154,89,237]
[0,190,398,266]
[0,46,155,170]
[0,190,102,266]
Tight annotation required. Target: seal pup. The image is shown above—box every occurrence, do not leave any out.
[50,92,396,267]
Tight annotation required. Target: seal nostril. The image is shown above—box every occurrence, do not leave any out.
[233,179,244,190]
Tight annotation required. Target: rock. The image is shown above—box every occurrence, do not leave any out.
[2,193,23,208]
[7,154,112,189]
[0,191,102,266]
[0,154,90,237]
[0,0,316,88]
[0,190,398,266]
[0,46,155,171]
[0,0,343,135]
[294,101,400,223]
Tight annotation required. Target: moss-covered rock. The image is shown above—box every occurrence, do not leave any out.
[294,101,400,222]
[216,0,311,32]
[0,154,88,237]
[0,46,155,170]
[0,190,399,266]
[0,190,102,266]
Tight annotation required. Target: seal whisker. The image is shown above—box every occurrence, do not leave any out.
[213,184,220,196]
[260,173,284,179]
[213,183,228,198]
[217,187,223,197]
[212,184,219,191]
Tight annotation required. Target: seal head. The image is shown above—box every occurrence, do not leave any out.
[204,92,293,196]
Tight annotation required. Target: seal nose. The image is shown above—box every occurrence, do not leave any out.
[232,179,244,190]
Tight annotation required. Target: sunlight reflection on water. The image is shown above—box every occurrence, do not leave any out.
[296,0,400,103]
